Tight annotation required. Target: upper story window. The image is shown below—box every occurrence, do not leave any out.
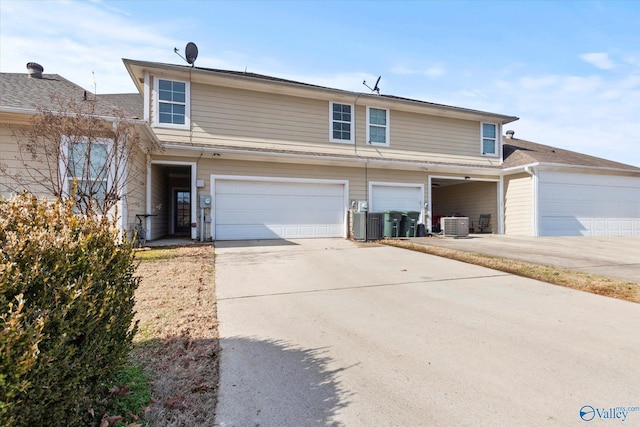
[367,107,390,146]
[481,122,498,156]
[330,102,354,143]
[154,78,190,128]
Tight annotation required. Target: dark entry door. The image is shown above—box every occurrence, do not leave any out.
[174,190,191,234]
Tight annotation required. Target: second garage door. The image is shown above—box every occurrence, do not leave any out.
[213,177,347,240]
[538,171,640,236]
[370,183,424,215]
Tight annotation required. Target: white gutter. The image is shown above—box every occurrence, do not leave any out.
[161,143,504,175]
[502,161,640,175]
[0,105,148,125]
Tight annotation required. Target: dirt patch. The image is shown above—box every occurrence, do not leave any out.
[132,245,218,426]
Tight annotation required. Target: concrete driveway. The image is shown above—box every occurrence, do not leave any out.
[214,239,640,426]
[411,235,640,283]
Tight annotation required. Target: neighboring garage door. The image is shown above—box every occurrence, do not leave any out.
[213,177,347,240]
[538,171,640,236]
[370,183,424,216]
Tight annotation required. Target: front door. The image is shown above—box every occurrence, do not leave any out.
[174,190,191,234]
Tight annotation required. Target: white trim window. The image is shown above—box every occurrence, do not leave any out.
[481,122,498,156]
[367,107,390,146]
[154,78,190,128]
[329,102,354,143]
[61,137,112,213]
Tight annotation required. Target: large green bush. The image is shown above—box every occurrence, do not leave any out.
[0,193,139,427]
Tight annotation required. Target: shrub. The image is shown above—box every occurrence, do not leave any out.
[0,193,140,426]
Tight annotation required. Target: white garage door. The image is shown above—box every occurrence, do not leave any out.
[213,177,346,240]
[538,171,640,236]
[370,183,424,215]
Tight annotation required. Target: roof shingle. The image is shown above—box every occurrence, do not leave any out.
[503,137,640,171]
[0,73,141,119]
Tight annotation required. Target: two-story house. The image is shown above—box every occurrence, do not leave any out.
[2,59,639,239]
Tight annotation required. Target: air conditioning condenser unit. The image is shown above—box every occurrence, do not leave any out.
[441,217,469,238]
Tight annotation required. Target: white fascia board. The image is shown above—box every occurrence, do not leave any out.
[502,161,640,176]
[533,162,640,176]
[0,105,147,125]
[161,143,504,175]
[0,106,38,115]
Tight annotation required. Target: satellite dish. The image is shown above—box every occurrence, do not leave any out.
[185,42,198,66]
[372,76,381,94]
[363,75,381,94]
[173,42,199,66]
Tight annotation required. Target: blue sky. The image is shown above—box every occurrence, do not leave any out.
[1,0,639,166]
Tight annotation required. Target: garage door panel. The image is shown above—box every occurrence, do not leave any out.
[538,171,640,236]
[371,184,423,213]
[214,178,345,240]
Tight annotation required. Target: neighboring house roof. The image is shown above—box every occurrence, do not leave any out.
[503,137,640,172]
[0,72,141,119]
[95,93,143,119]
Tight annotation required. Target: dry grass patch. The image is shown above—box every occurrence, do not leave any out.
[383,240,639,303]
[132,245,218,426]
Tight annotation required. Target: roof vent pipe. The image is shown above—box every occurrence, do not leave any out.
[26,62,44,79]
[506,130,515,139]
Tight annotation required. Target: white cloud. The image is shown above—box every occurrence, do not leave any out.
[424,66,446,78]
[391,63,446,78]
[580,52,616,70]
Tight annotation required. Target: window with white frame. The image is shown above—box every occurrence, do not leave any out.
[367,107,390,146]
[155,78,189,128]
[330,102,354,143]
[63,137,111,212]
[481,122,498,156]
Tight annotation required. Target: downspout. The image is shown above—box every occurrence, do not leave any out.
[524,166,538,237]
[498,176,504,234]
[427,175,433,234]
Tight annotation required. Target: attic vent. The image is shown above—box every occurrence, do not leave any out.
[506,130,515,139]
[26,62,44,79]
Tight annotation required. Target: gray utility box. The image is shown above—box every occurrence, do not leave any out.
[353,212,366,241]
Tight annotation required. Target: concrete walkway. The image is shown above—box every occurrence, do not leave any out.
[214,239,640,426]
[411,234,640,283]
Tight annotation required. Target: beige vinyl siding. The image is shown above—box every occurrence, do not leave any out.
[151,154,429,210]
[0,122,57,199]
[192,84,329,144]
[390,110,481,157]
[504,173,533,236]
[432,181,498,233]
[2,120,148,238]
[149,163,169,239]
[123,149,148,236]
[1,124,24,197]
[151,81,499,166]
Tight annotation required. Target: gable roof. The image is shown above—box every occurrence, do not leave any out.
[503,137,640,172]
[0,72,142,119]
[122,58,519,125]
